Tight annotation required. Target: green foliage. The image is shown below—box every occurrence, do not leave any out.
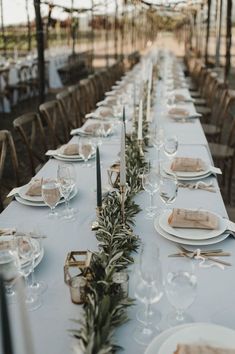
[72,134,147,353]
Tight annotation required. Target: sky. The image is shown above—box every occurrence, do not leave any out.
[2,0,121,25]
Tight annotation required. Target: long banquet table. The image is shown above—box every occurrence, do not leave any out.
[1,51,235,354]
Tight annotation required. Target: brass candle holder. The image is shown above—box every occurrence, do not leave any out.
[138,139,144,157]
[91,206,103,231]
[107,162,120,189]
[64,251,92,304]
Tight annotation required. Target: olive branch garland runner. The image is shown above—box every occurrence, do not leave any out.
[71,134,148,354]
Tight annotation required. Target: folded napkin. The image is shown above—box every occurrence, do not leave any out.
[174,94,192,102]
[26,179,42,196]
[168,107,189,117]
[171,157,206,172]
[62,144,79,156]
[84,122,111,134]
[174,344,235,354]
[168,208,219,230]
[0,228,16,236]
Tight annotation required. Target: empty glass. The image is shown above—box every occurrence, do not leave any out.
[78,137,94,167]
[17,235,42,311]
[134,243,163,345]
[0,236,20,304]
[142,170,159,219]
[159,173,178,212]
[57,164,75,220]
[29,231,47,295]
[163,135,178,159]
[41,179,61,218]
[164,257,197,327]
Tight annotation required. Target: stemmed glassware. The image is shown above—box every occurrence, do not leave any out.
[163,135,178,159]
[142,169,159,219]
[159,173,178,212]
[0,236,20,304]
[78,137,94,167]
[134,242,163,345]
[57,164,76,220]
[41,178,61,218]
[29,231,47,294]
[17,235,42,311]
[164,257,197,327]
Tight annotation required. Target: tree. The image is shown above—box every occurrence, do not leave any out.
[34,0,45,104]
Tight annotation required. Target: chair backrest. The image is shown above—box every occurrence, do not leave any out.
[18,65,30,83]
[56,89,80,129]
[209,80,228,126]
[13,112,47,176]
[39,100,69,149]
[68,84,84,127]
[219,92,235,147]
[0,130,19,211]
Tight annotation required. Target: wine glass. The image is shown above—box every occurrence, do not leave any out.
[163,135,178,159]
[41,179,61,218]
[57,164,75,220]
[78,137,94,167]
[159,173,178,212]
[17,235,42,311]
[0,236,20,304]
[164,257,197,327]
[142,169,159,219]
[134,242,163,345]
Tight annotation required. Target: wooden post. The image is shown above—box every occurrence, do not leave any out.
[0,0,6,57]
[114,0,118,60]
[91,0,94,70]
[105,0,109,68]
[224,0,232,83]
[205,0,211,66]
[121,0,125,61]
[25,0,32,52]
[34,0,45,104]
[215,0,222,67]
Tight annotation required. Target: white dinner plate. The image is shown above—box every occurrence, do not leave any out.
[159,209,227,240]
[55,151,96,162]
[154,218,229,246]
[158,323,235,354]
[18,183,44,202]
[15,187,78,207]
[145,324,189,354]
[163,160,211,179]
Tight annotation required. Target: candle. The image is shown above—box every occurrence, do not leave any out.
[148,62,153,93]
[96,147,102,207]
[122,106,126,133]
[138,99,143,140]
[120,123,126,186]
[146,89,152,123]
[0,275,14,354]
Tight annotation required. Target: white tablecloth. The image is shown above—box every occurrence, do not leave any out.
[0,57,233,354]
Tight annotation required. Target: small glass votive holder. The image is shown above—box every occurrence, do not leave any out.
[67,276,87,304]
[112,271,129,297]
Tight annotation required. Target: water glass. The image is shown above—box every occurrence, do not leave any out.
[78,137,94,167]
[142,170,159,219]
[57,164,76,220]
[41,179,60,218]
[164,257,197,327]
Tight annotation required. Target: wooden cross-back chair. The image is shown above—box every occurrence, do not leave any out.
[68,84,84,127]
[209,93,235,203]
[0,130,19,211]
[39,100,69,150]
[13,112,47,176]
[56,89,81,130]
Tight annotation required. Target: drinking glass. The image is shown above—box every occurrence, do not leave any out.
[57,164,75,220]
[134,243,163,345]
[0,236,20,304]
[142,170,159,219]
[149,127,164,161]
[159,173,178,212]
[29,232,47,295]
[17,235,42,311]
[164,257,197,327]
[41,179,60,218]
[78,137,94,167]
[163,135,178,159]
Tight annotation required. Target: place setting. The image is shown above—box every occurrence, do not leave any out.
[70,120,114,138]
[46,140,96,163]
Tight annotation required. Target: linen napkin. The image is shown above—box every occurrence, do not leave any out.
[62,144,79,156]
[174,344,235,354]
[25,179,42,196]
[168,208,219,230]
[0,228,16,236]
[171,157,206,172]
[168,107,189,117]
[84,122,111,134]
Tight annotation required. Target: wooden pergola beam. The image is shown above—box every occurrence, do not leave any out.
[205,0,211,65]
